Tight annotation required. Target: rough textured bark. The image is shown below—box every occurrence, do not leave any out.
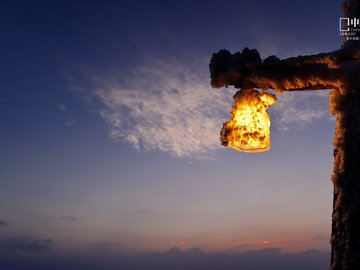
[330,1,360,269]
[330,76,360,270]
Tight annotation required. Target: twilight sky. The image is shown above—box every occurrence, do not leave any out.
[0,0,344,260]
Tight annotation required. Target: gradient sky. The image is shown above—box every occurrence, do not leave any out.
[0,0,344,256]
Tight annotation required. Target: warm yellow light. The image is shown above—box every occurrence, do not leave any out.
[220,89,277,153]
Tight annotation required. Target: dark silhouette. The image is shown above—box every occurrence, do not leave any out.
[0,247,329,270]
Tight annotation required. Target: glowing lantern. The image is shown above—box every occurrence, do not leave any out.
[221,89,277,153]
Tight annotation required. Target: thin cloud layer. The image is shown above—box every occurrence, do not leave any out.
[0,236,52,252]
[0,220,8,227]
[270,90,333,131]
[94,59,333,158]
[94,60,233,158]
[45,216,77,222]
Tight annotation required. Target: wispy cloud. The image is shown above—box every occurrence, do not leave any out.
[48,216,77,222]
[94,59,233,159]
[270,90,334,131]
[64,118,76,127]
[93,59,334,158]
[58,103,68,111]
[0,236,52,252]
[86,241,124,255]
[0,220,8,227]
[57,103,76,127]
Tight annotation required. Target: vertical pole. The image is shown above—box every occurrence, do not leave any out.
[331,1,360,269]
[330,86,360,269]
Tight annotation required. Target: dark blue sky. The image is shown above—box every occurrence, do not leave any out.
[0,0,344,268]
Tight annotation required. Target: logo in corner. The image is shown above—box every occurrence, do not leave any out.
[339,17,360,40]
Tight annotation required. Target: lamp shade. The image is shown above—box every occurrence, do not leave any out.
[221,89,277,153]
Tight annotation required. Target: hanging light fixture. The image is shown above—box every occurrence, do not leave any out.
[220,89,277,153]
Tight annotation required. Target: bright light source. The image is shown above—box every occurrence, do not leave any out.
[220,89,277,153]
